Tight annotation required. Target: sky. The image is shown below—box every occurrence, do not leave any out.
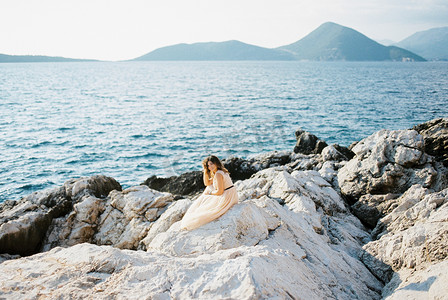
[1,0,447,61]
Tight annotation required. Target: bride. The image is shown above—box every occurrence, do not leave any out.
[180,155,239,231]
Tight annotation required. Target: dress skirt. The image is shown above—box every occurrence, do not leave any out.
[180,175,239,230]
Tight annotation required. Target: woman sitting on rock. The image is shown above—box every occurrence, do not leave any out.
[180,155,239,230]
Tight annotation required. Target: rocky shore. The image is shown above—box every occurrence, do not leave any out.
[0,118,447,299]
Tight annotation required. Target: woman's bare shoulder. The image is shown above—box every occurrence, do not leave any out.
[214,171,225,179]
[216,171,224,176]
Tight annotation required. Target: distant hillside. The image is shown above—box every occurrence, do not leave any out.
[132,40,296,61]
[279,22,425,62]
[0,54,98,63]
[395,27,448,61]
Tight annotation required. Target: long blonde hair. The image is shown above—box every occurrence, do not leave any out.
[202,155,229,178]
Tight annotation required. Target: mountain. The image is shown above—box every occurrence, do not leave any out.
[395,27,448,61]
[132,40,296,61]
[279,22,425,61]
[0,53,98,63]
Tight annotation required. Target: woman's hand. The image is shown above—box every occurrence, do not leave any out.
[203,168,212,187]
[203,168,210,177]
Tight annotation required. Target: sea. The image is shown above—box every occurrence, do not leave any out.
[1,61,447,202]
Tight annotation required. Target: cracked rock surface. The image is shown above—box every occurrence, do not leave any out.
[0,175,121,256]
[0,166,382,299]
[337,119,448,299]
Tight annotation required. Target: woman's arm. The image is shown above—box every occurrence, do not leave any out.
[203,171,212,186]
[210,173,224,196]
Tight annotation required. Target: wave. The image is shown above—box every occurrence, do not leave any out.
[57,127,75,131]
[31,140,70,148]
[385,90,401,94]
[31,141,51,148]
[19,182,54,192]
[136,162,156,169]
[119,152,166,160]
[130,133,157,139]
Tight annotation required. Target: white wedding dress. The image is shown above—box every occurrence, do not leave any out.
[180,170,239,230]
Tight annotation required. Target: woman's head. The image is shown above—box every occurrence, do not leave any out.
[202,155,229,174]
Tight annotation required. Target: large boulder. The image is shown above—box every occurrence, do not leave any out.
[338,128,448,229]
[147,199,280,256]
[0,175,121,256]
[294,128,328,155]
[333,120,448,299]
[413,118,448,167]
[142,171,204,197]
[224,150,293,180]
[338,128,447,203]
[339,129,438,199]
[42,185,175,252]
[361,186,448,286]
[94,186,174,249]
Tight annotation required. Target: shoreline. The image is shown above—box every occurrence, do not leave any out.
[0,117,436,203]
[0,118,447,298]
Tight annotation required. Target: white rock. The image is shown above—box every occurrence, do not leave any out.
[71,178,90,199]
[321,144,346,161]
[0,166,384,299]
[362,188,448,279]
[140,199,192,248]
[338,129,445,200]
[109,185,173,220]
[234,173,271,202]
[3,125,446,299]
[383,260,448,300]
[73,195,105,224]
[394,145,423,167]
[93,186,174,250]
[148,198,280,257]
[319,161,337,184]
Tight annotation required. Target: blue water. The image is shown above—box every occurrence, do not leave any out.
[1,61,447,201]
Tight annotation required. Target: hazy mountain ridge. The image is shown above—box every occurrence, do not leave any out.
[133,22,425,62]
[133,40,296,61]
[395,26,448,61]
[278,22,424,61]
[2,22,443,62]
[0,53,98,63]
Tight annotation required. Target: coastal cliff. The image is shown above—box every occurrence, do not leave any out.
[0,118,447,299]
